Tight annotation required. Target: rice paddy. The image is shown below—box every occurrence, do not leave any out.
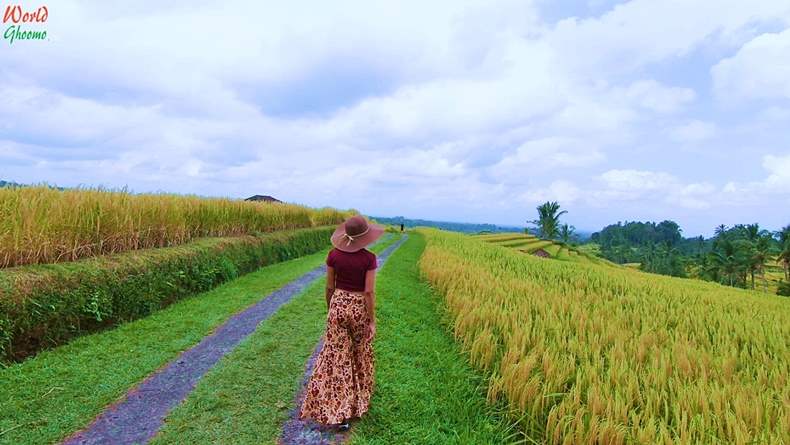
[0,186,351,268]
[472,232,608,266]
[420,228,790,444]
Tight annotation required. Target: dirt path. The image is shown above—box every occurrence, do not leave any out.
[61,265,329,445]
[279,235,408,445]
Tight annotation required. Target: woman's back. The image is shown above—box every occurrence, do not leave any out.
[326,248,377,292]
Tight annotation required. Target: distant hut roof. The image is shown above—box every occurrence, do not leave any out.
[532,248,551,258]
[245,195,282,203]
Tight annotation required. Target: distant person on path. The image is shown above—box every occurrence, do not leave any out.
[400,223,404,232]
[299,215,384,431]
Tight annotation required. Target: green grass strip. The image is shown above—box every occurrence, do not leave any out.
[149,234,400,444]
[542,244,562,257]
[349,233,514,444]
[519,240,553,253]
[0,249,332,445]
[504,237,544,247]
[476,234,533,243]
[496,238,542,248]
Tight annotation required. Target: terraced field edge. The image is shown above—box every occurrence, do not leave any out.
[0,226,334,362]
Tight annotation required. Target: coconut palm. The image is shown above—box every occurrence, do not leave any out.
[742,224,773,289]
[750,235,774,291]
[529,201,567,240]
[776,224,790,244]
[744,224,760,241]
[559,223,576,244]
[778,239,790,282]
[714,224,728,237]
[774,224,790,280]
[707,239,747,287]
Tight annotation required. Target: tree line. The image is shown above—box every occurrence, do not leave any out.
[591,220,790,295]
[527,201,789,296]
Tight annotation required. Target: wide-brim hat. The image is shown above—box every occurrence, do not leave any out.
[331,215,385,253]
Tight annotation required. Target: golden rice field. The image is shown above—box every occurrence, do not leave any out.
[419,229,790,444]
[0,186,351,268]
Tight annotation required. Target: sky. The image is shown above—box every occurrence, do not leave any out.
[1,0,789,236]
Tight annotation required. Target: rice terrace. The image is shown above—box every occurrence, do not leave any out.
[0,185,786,445]
[2,1,790,444]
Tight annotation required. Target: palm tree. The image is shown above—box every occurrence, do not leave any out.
[743,224,772,289]
[778,239,790,282]
[750,235,774,291]
[775,224,790,281]
[775,224,790,245]
[529,201,567,240]
[714,224,728,237]
[708,239,747,287]
[744,223,761,242]
[559,223,576,244]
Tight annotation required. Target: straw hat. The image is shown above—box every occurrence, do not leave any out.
[330,215,385,253]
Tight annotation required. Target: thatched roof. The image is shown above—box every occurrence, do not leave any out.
[245,195,282,203]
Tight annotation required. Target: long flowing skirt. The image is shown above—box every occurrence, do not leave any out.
[299,289,374,425]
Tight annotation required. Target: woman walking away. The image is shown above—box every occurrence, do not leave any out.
[299,215,384,431]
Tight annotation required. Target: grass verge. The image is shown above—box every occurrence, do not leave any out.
[0,249,332,445]
[349,233,515,444]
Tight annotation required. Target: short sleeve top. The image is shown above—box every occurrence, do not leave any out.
[326,248,378,292]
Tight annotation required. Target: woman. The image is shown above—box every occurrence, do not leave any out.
[299,215,384,430]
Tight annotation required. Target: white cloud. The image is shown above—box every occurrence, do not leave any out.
[2,0,790,234]
[712,29,790,101]
[549,0,790,75]
[488,137,604,184]
[615,80,696,114]
[668,120,718,143]
[763,153,790,189]
[594,169,716,209]
[520,180,581,204]
[721,153,790,199]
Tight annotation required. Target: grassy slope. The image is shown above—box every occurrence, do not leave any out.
[474,234,533,242]
[349,234,514,445]
[0,249,332,445]
[497,238,542,248]
[542,244,562,256]
[518,240,553,253]
[149,234,399,444]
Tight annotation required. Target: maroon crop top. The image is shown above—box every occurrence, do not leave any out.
[326,248,378,292]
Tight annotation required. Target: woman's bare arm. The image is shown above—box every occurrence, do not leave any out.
[364,268,376,324]
[325,266,335,309]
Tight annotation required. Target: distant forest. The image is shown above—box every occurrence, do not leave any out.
[371,216,526,234]
[591,221,790,295]
[0,179,64,190]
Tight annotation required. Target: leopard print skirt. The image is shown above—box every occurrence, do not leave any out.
[299,288,374,425]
